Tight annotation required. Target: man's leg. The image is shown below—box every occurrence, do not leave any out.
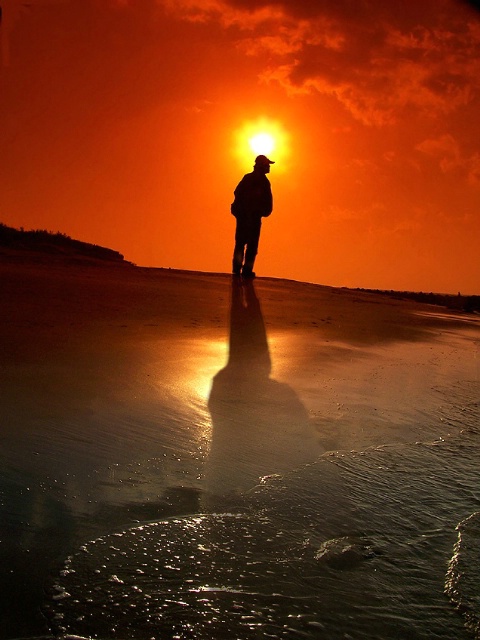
[233,222,248,275]
[232,242,245,275]
[242,233,259,276]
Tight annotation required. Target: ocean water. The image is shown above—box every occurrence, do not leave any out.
[45,422,480,640]
[1,280,479,640]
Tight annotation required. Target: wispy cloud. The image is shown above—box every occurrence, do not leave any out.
[416,133,480,184]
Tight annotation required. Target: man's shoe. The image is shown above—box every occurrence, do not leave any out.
[242,270,256,278]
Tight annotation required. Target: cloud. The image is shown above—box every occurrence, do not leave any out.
[467,153,480,184]
[416,133,480,184]
[155,0,480,126]
[416,134,461,166]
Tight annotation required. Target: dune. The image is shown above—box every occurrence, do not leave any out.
[1,251,479,638]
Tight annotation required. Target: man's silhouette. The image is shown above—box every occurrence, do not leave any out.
[231,154,274,278]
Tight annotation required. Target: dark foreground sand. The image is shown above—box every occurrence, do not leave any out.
[3,254,476,365]
[1,254,479,638]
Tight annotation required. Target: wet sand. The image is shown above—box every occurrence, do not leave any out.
[1,254,479,638]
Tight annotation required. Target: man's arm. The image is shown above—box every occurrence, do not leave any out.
[231,176,247,217]
[261,179,273,217]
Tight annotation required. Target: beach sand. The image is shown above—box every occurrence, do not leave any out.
[1,254,479,638]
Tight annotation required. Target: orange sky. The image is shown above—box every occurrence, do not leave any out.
[1,0,479,293]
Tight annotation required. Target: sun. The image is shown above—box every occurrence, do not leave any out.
[249,132,275,156]
[233,117,289,170]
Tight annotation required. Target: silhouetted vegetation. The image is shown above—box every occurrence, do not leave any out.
[356,288,480,314]
[0,223,124,262]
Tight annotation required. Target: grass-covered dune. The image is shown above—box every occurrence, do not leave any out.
[0,223,124,263]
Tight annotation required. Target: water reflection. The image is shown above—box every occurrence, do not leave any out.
[206,279,322,501]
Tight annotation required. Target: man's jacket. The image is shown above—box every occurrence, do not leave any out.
[231,170,273,220]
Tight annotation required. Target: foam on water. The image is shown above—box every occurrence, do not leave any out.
[46,514,325,639]
[45,408,480,639]
[446,511,480,639]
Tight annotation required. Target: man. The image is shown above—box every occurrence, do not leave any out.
[230,154,274,278]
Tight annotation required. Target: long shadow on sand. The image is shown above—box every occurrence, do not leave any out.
[206,278,322,502]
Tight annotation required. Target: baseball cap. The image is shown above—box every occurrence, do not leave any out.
[255,154,275,165]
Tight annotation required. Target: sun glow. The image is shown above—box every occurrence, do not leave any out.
[233,118,289,170]
[249,132,275,156]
